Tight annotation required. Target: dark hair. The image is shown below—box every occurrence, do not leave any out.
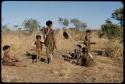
[82,47,88,54]
[3,45,10,51]
[36,35,41,39]
[76,44,82,49]
[86,30,91,33]
[46,20,52,26]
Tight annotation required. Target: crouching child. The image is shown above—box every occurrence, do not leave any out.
[2,45,26,67]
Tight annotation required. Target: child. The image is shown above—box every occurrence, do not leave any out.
[84,30,91,52]
[74,44,82,59]
[34,35,44,63]
[84,30,95,66]
[74,44,83,65]
[2,45,26,67]
[42,20,56,64]
[75,46,89,66]
[80,47,89,66]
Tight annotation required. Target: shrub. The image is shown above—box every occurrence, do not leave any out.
[98,19,122,39]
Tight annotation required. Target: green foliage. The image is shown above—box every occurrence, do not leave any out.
[80,23,87,30]
[58,17,63,24]
[99,19,122,39]
[58,18,87,30]
[22,18,41,32]
[14,25,18,28]
[70,18,87,31]
[58,17,69,28]
[63,18,69,27]
[2,25,7,29]
[70,18,81,30]
[112,7,123,26]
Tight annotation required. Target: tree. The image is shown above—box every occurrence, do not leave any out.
[70,18,81,30]
[80,22,87,30]
[58,17,63,25]
[58,18,69,28]
[14,25,18,28]
[105,18,112,24]
[22,18,41,32]
[63,18,69,28]
[112,7,123,26]
[99,19,122,39]
[2,24,7,30]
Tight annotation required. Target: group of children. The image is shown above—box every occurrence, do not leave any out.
[2,20,93,67]
[2,20,56,67]
[71,30,93,66]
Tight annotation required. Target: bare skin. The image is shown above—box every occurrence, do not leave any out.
[84,32,91,52]
[2,48,26,67]
[34,38,44,62]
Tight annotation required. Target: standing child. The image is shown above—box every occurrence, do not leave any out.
[2,45,26,67]
[84,30,94,66]
[84,30,91,52]
[34,35,44,62]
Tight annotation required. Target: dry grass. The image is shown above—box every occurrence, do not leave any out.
[1,29,123,83]
[68,29,85,41]
[104,38,123,62]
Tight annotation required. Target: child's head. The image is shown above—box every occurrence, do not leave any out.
[76,44,82,49]
[86,30,91,35]
[82,47,88,54]
[3,45,10,52]
[46,20,53,27]
[36,35,41,40]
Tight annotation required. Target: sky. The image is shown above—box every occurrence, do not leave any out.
[2,1,123,30]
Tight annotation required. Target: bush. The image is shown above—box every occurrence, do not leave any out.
[98,19,122,39]
[22,18,41,33]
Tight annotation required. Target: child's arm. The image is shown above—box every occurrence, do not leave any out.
[41,41,45,44]
[46,28,50,36]
[84,36,89,45]
[53,33,57,49]
[11,57,20,62]
[6,56,13,62]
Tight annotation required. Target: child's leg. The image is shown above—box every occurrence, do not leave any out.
[12,58,21,62]
[36,49,40,62]
[36,51,39,62]
[39,48,42,60]
[50,53,53,63]
[46,47,50,64]
[15,62,27,67]
[38,48,42,60]
[38,51,40,60]
[2,61,15,66]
